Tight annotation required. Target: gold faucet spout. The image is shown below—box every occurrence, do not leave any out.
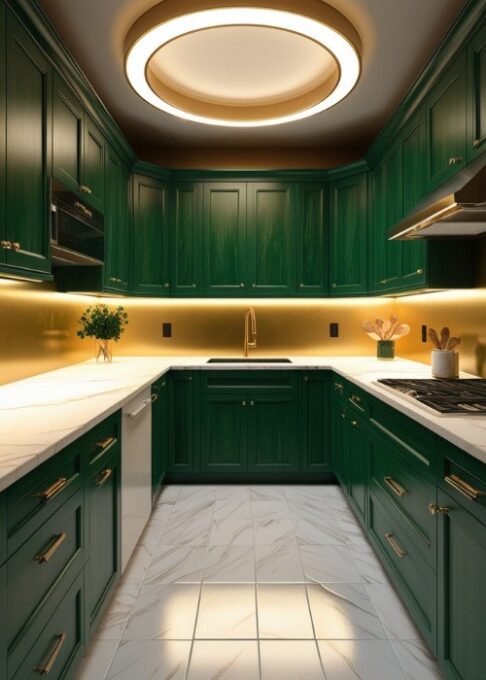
[244,306,257,357]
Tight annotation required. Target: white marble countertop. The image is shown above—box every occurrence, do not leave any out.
[0,355,485,492]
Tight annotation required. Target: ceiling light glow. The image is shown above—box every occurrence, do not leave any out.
[125,4,361,127]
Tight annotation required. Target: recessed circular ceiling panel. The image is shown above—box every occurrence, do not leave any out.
[125,0,361,127]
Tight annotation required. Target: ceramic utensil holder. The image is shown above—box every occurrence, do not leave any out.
[377,340,395,360]
[431,349,459,378]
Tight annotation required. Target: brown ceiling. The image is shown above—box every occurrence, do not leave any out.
[38,0,468,165]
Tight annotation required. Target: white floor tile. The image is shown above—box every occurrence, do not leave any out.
[257,584,314,639]
[145,544,206,585]
[187,640,259,679]
[123,584,200,640]
[213,498,252,520]
[250,485,286,500]
[209,517,254,545]
[75,639,119,680]
[293,517,347,545]
[260,640,325,679]
[391,640,445,680]
[121,544,152,587]
[195,584,257,639]
[254,517,297,545]
[203,545,255,583]
[365,581,422,640]
[255,545,304,583]
[106,639,190,679]
[93,585,139,640]
[318,639,407,680]
[300,545,363,584]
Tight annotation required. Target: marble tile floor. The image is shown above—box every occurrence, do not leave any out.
[75,484,444,680]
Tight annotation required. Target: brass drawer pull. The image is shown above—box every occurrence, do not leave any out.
[1,239,12,249]
[151,393,159,403]
[74,200,93,218]
[444,473,485,501]
[35,532,67,564]
[96,468,113,487]
[428,503,450,515]
[250,400,255,406]
[473,136,486,148]
[80,184,92,194]
[11,241,21,251]
[384,532,407,558]
[33,477,68,502]
[36,632,67,675]
[340,412,346,419]
[333,382,343,393]
[448,156,463,166]
[384,476,407,498]
[96,436,116,451]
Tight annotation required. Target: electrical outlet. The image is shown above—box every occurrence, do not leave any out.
[162,322,172,338]
[421,325,427,342]
[330,322,339,338]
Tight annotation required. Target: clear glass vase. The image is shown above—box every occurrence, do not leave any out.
[95,338,113,362]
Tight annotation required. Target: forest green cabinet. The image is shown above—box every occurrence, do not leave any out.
[248,391,299,473]
[467,20,486,159]
[168,372,197,475]
[201,391,248,474]
[301,373,331,472]
[329,173,367,296]
[248,183,295,296]
[203,182,247,295]
[132,174,170,296]
[2,11,52,280]
[295,184,327,295]
[104,149,130,293]
[427,52,468,189]
[171,182,203,295]
[152,377,169,501]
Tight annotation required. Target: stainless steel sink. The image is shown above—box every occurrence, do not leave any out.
[207,358,292,363]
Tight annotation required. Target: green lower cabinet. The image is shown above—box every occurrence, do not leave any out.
[86,448,120,636]
[152,377,169,502]
[301,373,331,473]
[168,372,197,476]
[201,392,248,475]
[437,489,486,680]
[331,398,348,490]
[0,562,6,680]
[347,414,368,525]
[248,391,299,474]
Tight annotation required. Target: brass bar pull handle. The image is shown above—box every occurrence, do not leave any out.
[80,184,92,194]
[35,532,67,564]
[33,477,68,502]
[473,136,486,148]
[74,200,93,218]
[384,533,407,558]
[11,242,21,252]
[428,503,450,515]
[96,436,116,451]
[444,474,485,501]
[96,468,113,487]
[351,394,361,403]
[384,476,407,498]
[36,632,67,674]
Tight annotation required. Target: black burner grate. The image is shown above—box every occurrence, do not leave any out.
[377,379,486,415]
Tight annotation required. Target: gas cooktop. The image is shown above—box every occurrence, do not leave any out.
[377,378,486,415]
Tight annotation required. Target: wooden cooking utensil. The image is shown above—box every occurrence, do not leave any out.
[440,327,450,350]
[428,328,441,349]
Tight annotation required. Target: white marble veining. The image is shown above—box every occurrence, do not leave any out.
[1,355,485,492]
[76,483,444,680]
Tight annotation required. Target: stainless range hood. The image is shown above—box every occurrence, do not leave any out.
[389,154,486,240]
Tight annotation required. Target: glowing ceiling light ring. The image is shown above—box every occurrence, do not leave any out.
[125,5,361,127]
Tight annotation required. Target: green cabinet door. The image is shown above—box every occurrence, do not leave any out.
[4,11,52,278]
[248,183,295,296]
[437,489,486,680]
[0,2,5,269]
[203,182,247,295]
[104,149,130,294]
[301,373,331,473]
[467,20,486,159]
[400,112,427,289]
[329,173,367,296]
[200,392,248,474]
[347,415,367,524]
[368,162,387,293]
[152,377,169,501]
[132,174,170,296]
[86,449,120,635]
[171,182,203,296]
[168,372,197,477]
[427,51,468,189]
[248,392,299,474]
[295,183,327,295]
[331,379,348,489]
[82,115,105,212]
[52,73,83,195]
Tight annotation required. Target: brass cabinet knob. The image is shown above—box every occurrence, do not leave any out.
[340,412,346,419]
[299,283,304,287]
[192,283,196,288]
[331,283,337,288]
[1,239,12,249]
[80,184,92,194]
[303,377,308,382]
[428,503,450,515]
[448,156,463,166]
[240,283,245,287]
[11,241,20,251]
[473,136,486,148]
[351,420,358,427]
[250,400,255,406]
[252,283,256,287]
[242,400,246,406]
[416,268,423,275]
[164,282,169,288]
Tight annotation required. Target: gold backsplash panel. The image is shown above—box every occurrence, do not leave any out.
[1,278,485,384]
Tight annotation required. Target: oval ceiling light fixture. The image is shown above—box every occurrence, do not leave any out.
[125,0,361,127]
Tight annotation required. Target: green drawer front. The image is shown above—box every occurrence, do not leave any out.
[84,413,120,471]
[369,437,436,566]
[331,376,346,404]
[7,488,85,667]
[6,449,82,557]
[204,371,297,392]
[346,384,369,417]
[441,453,486,526]
[11,570,84,680]
[368,492,436,647]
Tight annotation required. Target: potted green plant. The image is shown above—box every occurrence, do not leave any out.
[77,304,128,362]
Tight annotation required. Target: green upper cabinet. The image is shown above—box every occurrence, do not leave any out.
[295,183,328,296]
[52,74,105,213]
[3,11,52,279]
[171,182,203,296]
[368,162,387,293]
[467,20,486,160]
[329,172,367,296]
[426,51,468,189]
[247,183,295,296]
[203,182,247,296]
[132,173,170,296]
[104,148,130,294]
